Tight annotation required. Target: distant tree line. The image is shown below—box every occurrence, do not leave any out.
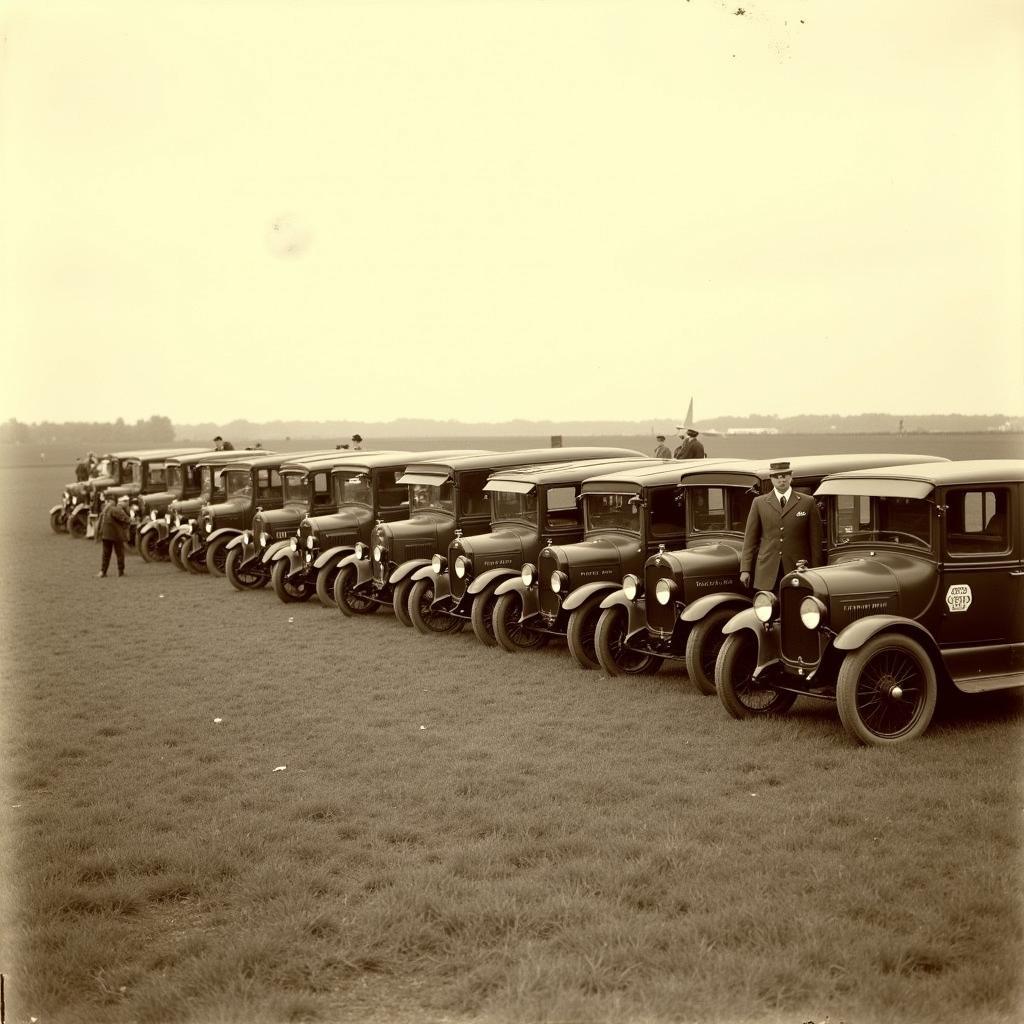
[1,416,175,446]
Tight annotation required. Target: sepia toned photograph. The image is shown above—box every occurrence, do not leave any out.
[1,1,1022,1022]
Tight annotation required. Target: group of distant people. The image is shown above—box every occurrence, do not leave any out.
[336,434,363,451]
[654,427,706,460]
[73,452,102,481]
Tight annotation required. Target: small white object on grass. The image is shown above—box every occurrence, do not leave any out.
[419,725,426,730]
[159,594,164,599]
[288,616,294,623]
[273,765,287,772]
[213,718,223,724]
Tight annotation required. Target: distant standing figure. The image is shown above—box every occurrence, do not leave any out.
[674,428,706,459]
[75,457,90,482]
[351,434,363,451]
[95,494,130,578]
[654,435,672,459]
[213,435,235,451]
[739,460,822,591]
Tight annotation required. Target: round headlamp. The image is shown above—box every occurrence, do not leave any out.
[306,535,315,550]
[655,578,674,606]
[204,521,212,533]
[753,591,777,623]
[372,544,383,562]
[260,534,268,547]
[242,531,251,545]
[521,563,535,587]
[550,570,567,595]
[431,553,446,574]
[800,596,826,630]
[354,541,367,559]
[290,537,298,551]
[150,510,158,521]
[454,555,469,579]
[622,574,639,601]
[305,552,312,563]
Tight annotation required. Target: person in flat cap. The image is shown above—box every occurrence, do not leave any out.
[350,434,363,450]
[654,434,672,459]
[673,427,706,460]
[739,460,822,591]
[95,492,130,577]
[213,435,235,451]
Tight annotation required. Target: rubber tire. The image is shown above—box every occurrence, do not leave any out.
[138,530,162,563]
[409,577,463,635]
[392,578,415,628]
[566,602,603,671]
[272,558,314,603]
[594,606,664,677]
[469,587,500,646]
[715,632,797,719]
[492,592,549,653]
[168,533,188,572]
[69,510,88,538]
[205,536,231,576]
[684,608,735,696]
[333,564,378,617]
[836,634,938,746]
[225,546,267,591]
[315,564,340,607]
[185,543,209,574]
[50,508,66,533]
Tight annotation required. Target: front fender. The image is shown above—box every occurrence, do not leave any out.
[599,589,649,639]
[389,558,430,586]
[467,568,518,596]
[314,545,356,571]
[680,592,751,624]
[49,503,63,516]
[226,535,254,563]
[72,502,90,517]
[495,577,527,598]
[563,582,618,613]
[209,527,240,544]
[722,607,780,676]
[261,539,291,564]
[139,520,169,541]
[270,546,303,572]
[834,614,935,653]
[411,567,453,606]
[339,553,373,588]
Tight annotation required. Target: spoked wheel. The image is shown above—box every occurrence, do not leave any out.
[333,565,378,617]
[225,547,267,591]
[493,592,549,653]
[469,588,500,646]
[566,603,603,670]
[69,509,88,538]
[594,606,663,677]
[49,509,67,533]
[185,545,209,574]
[272,559,314,603]
[168,533,188,571]
[684,608,734,696]
[205,536,231,576]
[138,530,163,563]
[715,632,796,719]
[836,635,937,746]
[315,565,340,607]
[392,578,414,628]
[409,578,463,634]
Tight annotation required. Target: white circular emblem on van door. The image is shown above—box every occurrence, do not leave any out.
[945,584,973,613]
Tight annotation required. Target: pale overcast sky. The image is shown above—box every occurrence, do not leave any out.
[2,0,1022,425]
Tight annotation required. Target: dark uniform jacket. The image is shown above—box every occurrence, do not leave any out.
[740,489,823,590]
[97,504,130,542]
[674,437,706,459]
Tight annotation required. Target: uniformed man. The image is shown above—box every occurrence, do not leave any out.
[654,434,672,458]
[673,427,706,459]
[351,433,363,450]
[739,461,823,591]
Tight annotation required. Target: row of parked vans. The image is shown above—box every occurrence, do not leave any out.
[50,445,1024,745]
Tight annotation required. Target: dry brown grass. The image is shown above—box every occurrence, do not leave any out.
[2,456,1023,1024]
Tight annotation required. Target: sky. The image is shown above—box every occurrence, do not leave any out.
[2,0,1022,426]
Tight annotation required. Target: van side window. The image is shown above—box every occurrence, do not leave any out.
[376,471,405,508]
[946,488,1010,555]
[544,486,580,529]
[313,472,331,505]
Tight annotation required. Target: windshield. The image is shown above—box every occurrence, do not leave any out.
[224,470,253,500]
[165,465,183,494]
[584,493,641,535]
[490,489,538,524]
[121,461,140,485]
[831,494,933,550]
[200,466,216,499]
[688,486,755,535]
[282,472,309,506]
[145,462,167,489]
[409,481,455,515]
[335,473,372,506]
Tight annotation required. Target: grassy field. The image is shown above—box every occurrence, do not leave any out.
[2,451,1023,1024]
